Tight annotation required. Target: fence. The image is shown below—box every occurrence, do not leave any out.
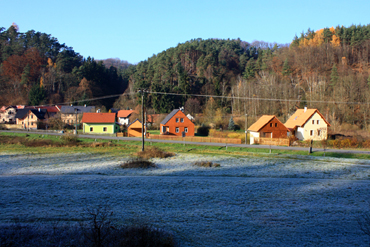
[149,135,242,144]
[256,137,290,146]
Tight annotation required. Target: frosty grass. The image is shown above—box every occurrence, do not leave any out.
[1,152,370,246]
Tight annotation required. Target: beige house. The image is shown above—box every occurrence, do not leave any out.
[60,105,95,126]
[285,107,330,141]
[15,108,49,129]
[0,106,18,123]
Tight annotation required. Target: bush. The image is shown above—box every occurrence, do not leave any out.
[120,158,157,169]
[196,125,210,136]
[193,161,221,168]
[135,147,174,159]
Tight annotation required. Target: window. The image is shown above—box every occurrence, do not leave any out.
[67,120,69,124]
[176,127,179,133]
[270,123,273,127]
[90,127,93,132]
[185,127,188,133]
[310,130,314,136]
[176,118,179,123]
[317,130,321,136]
[31,115,33,119]
[317,120,320,125]
[312,120,314,124]
[180,118,184,123]
[275,123,277,127]
[103,127,107,132]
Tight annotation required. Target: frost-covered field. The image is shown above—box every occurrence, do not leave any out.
[1,152,370,246]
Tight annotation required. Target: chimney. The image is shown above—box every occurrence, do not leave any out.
[70,104,73,106]
[84,104,86,107]
[304,106,307,112]
[38,108,40,112]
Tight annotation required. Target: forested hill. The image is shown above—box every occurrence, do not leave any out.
[0,24,129,109]
[116,24,370,129]
[2,23,370,129]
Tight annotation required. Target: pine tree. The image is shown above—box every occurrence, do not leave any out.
[330,63,338,86]
[228,116,235,131]
[282,58,291,76]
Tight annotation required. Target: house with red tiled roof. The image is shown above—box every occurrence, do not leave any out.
[248,115,289,144]
[285,107,330,141]
[117,110,137,126]
[81,113,119,134]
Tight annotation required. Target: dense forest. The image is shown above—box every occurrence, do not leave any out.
[0,24,128,109]
[2,23,370,131]
[115,24,370,131]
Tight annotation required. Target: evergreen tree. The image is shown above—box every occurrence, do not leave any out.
[282,58,291,76]
[228,116,235,131]
[330,63,338,86]
[28,83,46,105]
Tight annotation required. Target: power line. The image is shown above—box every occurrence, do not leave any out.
[35,91,368,107]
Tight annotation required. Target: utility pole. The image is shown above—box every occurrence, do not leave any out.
[74,108,78,135]
[138,89,148,151]
[245,114,248,145]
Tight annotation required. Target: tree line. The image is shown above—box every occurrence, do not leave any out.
[0,24,128,109]
[115,24,370,131]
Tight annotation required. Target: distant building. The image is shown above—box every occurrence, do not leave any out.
[60,105,95,126]
[248,115,289,145]
[81,112,119,134]
[160,109,195,136]
[285,107,330,141]
[15,108,49,129]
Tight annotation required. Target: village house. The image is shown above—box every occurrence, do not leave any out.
[0,106,18,123]
[248,115,289,145]
[15,108,49,129]
[117,110,135,126]
[25,105,61,118]
[160,109,195,136]
[285,107,330,141]
[81,112,119,134]
[60,105,95,126]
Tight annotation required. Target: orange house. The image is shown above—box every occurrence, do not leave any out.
[160,109,194,136]
[127,119,145,137]
[248,115,289,144]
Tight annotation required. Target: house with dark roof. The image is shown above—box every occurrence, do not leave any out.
[248,115,289,145]
[60,105,95,126]
[160,109,194,136]
[285,107,330,141]
[15,108,49,129]
[0,106,17,123]
[81,112,119,134]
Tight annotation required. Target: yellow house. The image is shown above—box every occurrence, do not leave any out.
[81,113,119,134]
[285,107,330,141]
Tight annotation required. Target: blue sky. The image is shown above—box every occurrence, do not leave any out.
[1,0,369,64]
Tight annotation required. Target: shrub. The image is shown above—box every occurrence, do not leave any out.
[61,134,80,145]
[193,161,221,168]
[120,158,157,169]
[135,147,174,159]
[196,125,210,136]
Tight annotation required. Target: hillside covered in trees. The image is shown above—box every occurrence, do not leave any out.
[0,24,129,109]
[115,24,370,131]
[2,23,370,131]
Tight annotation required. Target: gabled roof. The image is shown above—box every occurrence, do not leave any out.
[248,115,277,132]
[285,109,331,129]
[60,105,95,114]
[127,118,142,128]
[25,106,60,113]
[117,110,135,118]
[81,113,116,123]
[161,109,181,125]
[15,109,48,120]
